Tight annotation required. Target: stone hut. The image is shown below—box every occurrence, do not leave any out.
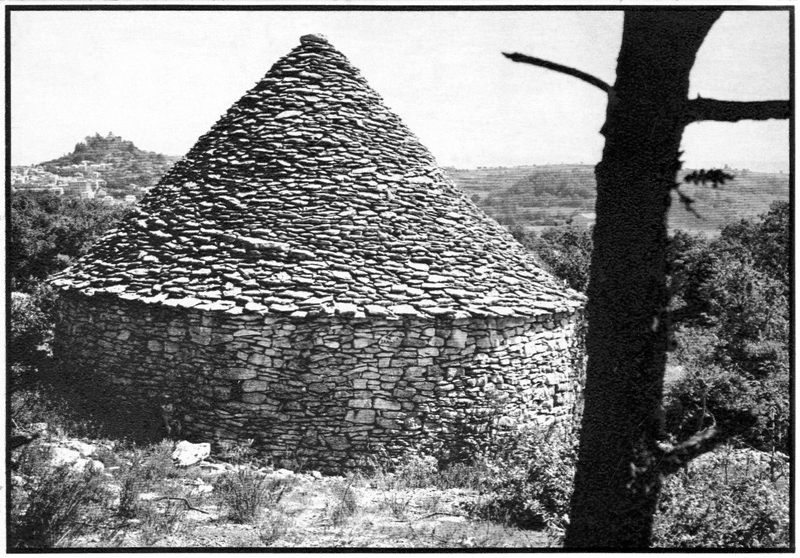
[51,34,586,471]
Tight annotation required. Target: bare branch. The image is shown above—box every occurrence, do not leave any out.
[502,52,612,94]
[153,496,210,514]
[675,189,701,219]
[685,97,790,124]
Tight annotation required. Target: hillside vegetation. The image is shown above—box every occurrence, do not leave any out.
[446,165,789,234]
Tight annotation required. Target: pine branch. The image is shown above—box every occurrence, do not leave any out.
[502,52,612,93]
[685,97,790,124]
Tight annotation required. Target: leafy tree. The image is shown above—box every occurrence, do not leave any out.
[9,192,130,292]
[666,230,717,323]
[663,203,789,456]
[717,201,789,290]
[505,10,789,547]
[514,226,593,292]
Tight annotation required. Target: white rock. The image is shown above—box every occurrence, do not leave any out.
[50,447,81,467]
[74,459,105,473]
[172,441,211,467]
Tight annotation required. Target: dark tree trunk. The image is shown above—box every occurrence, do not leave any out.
[564,11,722,548]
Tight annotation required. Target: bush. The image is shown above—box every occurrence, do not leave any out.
[513,226,592,292]
[9,191,129,292]
[665,364,789,455]
[467,424,577,532]
[115,441,179,520]
[652,448,789,548]
[325,476,359,527]
[393,454,439,489]
[665,326,790,454]
[435,460,494,491]
[9,284,57,370]
[215,469,294,524]
[137,499,188,546]
[257,510,291,546]
[10,446,110,549]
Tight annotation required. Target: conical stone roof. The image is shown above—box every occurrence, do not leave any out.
[52,34,584,320]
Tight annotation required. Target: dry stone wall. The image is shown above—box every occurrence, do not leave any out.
[56,291,585,472]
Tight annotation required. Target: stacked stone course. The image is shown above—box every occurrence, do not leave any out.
[57,291,583,471]
[51,34,586,471]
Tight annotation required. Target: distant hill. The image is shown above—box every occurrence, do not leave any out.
[443,166,542,199]
[445,165,789,235]
[40,133,178,192]
[667,169,789,233]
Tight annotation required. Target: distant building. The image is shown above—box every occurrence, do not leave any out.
[124,195,137,204]
[62,180,95,199]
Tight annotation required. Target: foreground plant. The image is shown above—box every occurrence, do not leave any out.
[10,446,110,549]
[215,468,295,524]
[652,447,789,548]
[467,424,577,535]
[326,476,360,527]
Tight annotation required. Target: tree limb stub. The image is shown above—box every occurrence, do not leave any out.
[685,98,790,124]
[502,52,612,94]
[656,421,719,476]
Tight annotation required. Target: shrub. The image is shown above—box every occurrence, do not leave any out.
[218,438,258,466]
[9,191,130,291]
[10,446,110,549]
[137,499,188,546]
[665,364,789,455]
[257,510,291,546]
[393,454,439,489]
[325,476,359,527]
[435,460,494,491]
[145,440,178,478]
[215,469,294,524]
[9,284,57,370]
[117,441,178,519]
[117,451,148,519]
[513,226,592,292]
[467,424,577,532]
[665,326,789,455]
[378,489,414,519]
[652,448,790,548]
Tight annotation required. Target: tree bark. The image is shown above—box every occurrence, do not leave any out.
[563,11,723,548]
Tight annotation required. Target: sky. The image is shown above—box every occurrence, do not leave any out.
[9,8,791,172]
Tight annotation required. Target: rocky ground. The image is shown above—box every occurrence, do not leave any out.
[10,433,553,549]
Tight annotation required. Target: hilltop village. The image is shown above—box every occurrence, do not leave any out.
[12,132,175,204]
